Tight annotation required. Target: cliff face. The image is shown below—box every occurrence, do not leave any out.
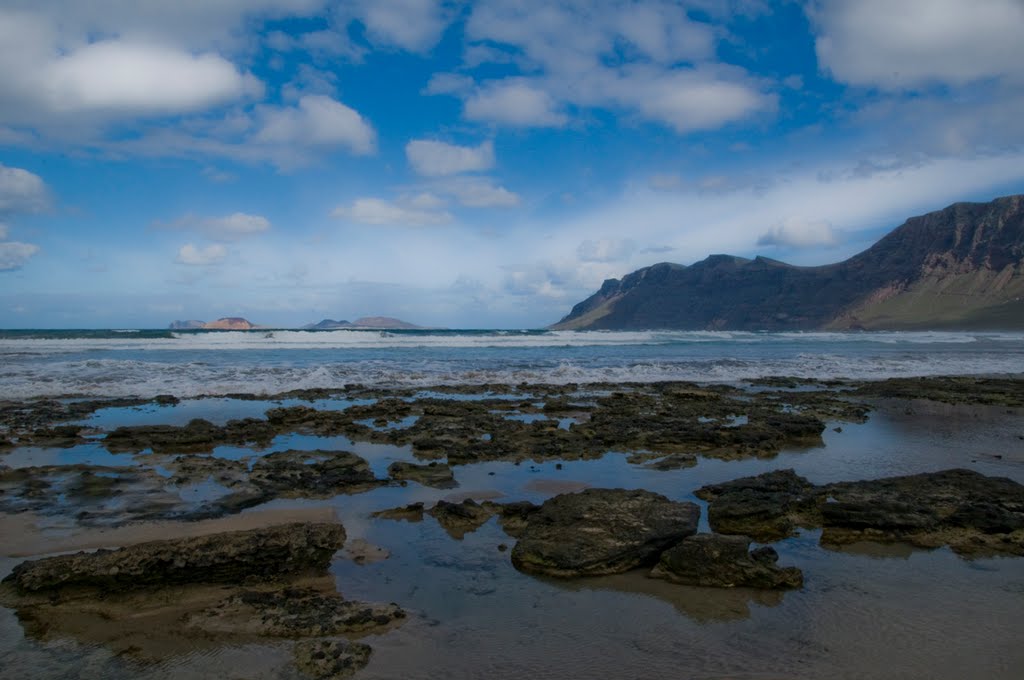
[553,195,1024,331]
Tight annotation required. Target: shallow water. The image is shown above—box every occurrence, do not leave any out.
[2,395,1024,679]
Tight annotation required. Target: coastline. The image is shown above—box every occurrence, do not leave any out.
[2,375,1024,679]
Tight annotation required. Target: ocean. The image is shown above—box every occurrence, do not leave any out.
[2,328,1023,399]
[3,328,1024,679]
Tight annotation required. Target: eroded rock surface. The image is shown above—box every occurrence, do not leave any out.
[649,534,803,589]
[697,468,1024,556]
[294,639,373,679]
[2,522,345,593]
[427,499,496,539]
[185,586,404,637]
[104,417,276,453]
[695,469,819,541]
[387,461,456,488]
[249,449,383,498]
[511,488,700,577]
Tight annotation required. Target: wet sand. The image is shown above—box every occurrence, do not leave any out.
[1,378,1024,679]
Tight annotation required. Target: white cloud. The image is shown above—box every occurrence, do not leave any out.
[160,212,271,241]
[406,192,447,210]
[176,243,227,266]
[353,0,453,52]
[424,72,475,96]
[0,223,7,240]
[614,66,775,133]
[255,95,376,155]
[436,177,521,208]
[0,241,40,271]
[757,218,837,249]
[332,198,452,226]
[0,163,49,216]
[811,0,1024,89]
[43,41,262,115]
[577,239,637,263]
[464,79,568,128]
[406,139,495,176]
[445,0,772,132]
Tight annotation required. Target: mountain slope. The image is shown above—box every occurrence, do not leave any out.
[552,195,1024,331]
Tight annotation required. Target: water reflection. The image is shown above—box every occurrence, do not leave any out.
[540,569,786,623]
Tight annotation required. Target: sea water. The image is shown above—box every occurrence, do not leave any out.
[2,329,1024,679]
[1,328,1023,399]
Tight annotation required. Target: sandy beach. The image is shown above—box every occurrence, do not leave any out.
[2,376,1023,679]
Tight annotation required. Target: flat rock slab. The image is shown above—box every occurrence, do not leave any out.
[250,449,383,497]
[186,586,405,637]
[2,522,346,594]
[696,468,1024,557]
[650,534,803,589]
[388,461,457,488]
[511,488,700,577]
[695,469,818,541]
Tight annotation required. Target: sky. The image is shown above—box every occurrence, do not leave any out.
[1,0,1023,329]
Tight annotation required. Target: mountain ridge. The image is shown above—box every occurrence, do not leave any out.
[552,195,1024,331]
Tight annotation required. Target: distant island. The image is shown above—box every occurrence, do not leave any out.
[169,317,257,330]
[169,316,423,331]
[302,317,423,330]
[553,194,1024,331]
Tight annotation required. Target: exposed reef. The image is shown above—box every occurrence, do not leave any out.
[510,488,700,577]
[650,534,803,589]
[696,468,1024,556]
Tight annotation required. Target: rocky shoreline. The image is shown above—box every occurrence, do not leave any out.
[1,375,1023,678]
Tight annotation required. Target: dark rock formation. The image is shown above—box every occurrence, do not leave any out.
[371,502,426,522]
[294,639,373,679]
[695,469,819,541]
[511,488,700,577]
[554,195,1024,330]
[427,499,496,539]
[649,534,803,589]
[104,417,276,453]
[185,586,404,637]
[249,449,383,498]
[387,461,457,488]
[2,522,345,593]
[696,468,1024,556]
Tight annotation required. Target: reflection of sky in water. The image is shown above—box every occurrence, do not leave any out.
[3,396,1024,679]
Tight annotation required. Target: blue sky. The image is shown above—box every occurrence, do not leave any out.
[1,0,1023,328]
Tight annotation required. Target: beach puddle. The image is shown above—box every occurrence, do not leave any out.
[2,385,1024,679]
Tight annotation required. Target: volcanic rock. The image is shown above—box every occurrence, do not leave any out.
[511,488,700,577]
[649,534,803,589]
[2,522,345,593]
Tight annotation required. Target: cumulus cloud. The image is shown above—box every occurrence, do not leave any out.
[463,80,568,128]
[255,95,376,155]
[0,241,39,271]
[757,218,838,249]
[176,243,227,266]
[43,41,262,115]
[332,198,452,226]
[406,139,495,177]
[434,0,774,132]
[436,177,521,208]
[166,213,271,241]
[810,0,1024,89]
[352,0,454,52]
[0,3,398,160]
[0,163,49,216]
